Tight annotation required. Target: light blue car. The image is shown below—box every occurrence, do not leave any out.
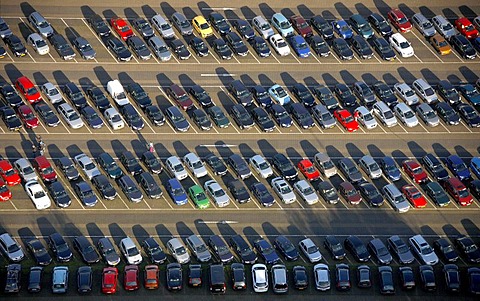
[268,84,291,105]
[271,13,294,37]
[332,19,353,39]
[290,35,311,58]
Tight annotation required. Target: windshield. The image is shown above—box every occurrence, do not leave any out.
[260,23,270,31]
[161,23,171,30]
[127,247,139,256]
[214,188,225,197]
[34,191,46,198]
[180,20,190,28]
[172,187,184,197]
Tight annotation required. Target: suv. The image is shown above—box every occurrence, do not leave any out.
[209,264,226,294]
[49,34,75,60]
[52,266,69,294]
[409,234,438,265]
[28,12,54,38]
[271,264,288,293]
[186,235,211,263]
[119,151,143,176]
[252,15,274,39]
[228,80,253,106]
[443,177,473,206]
[422,153,449,182]
[166,84,193,110]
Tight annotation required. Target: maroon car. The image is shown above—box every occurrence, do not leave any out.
[339,181,362,205]
[166,84,193,110]
[290,15,313,38]
[402,160,428,184]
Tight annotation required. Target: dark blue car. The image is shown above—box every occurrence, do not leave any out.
[446,155,471,181]
[273,235,299,261]
[254,238,280,264]
[167,178,188,205]
[379,156,401,181]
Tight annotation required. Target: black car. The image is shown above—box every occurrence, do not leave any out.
[188,264,202,287]
[47,180,72,207]
[230,104,254,129]
[48,232,73,262]
[251,107,275,132]
[74,182,98,207]
[433,238,459,262]
[232,19,255,40]
[358,182,384,206]
[106,37,132,61]
[88,14,111,36]
[251,182,275,207]
[77,266,93,293]
[81,105,103,129]
[307,35,330,57]
[227,180,250,204]
[379,266,395,294]
[28,266,43,293]
[424,181,450,207]
[5,264,21,293]
[35,102,60,127]
[166,263,183,291]
[214,38,234,59]
[357,265,372,288]
[312,85,338,109]
[86,86,111,111]
[119,104,144,130]
[204,153,227,176]
[457,103,480,127]
[435,101,460,125]
[351,35,373,59]
[338,158,363,183]
[208,235,234,263]
[372,36,396,61]
[120,151,143,176]
[334,83,357,107]
[142,237,167,264]
[459,84,480,109]
[189,85,213,108]
[372,81,398,108]
[209,264,226,294]
[27,239,52,266]
[324,235,346,260]
[209,12,231,34]
[49,34,75,60]
[468,267,480,295]
[274,235,299,261]
[5,34,27,56]
[73,37,96,60]
[450,34,476,59]
[127,36,151,60]
[317,181,339,204]
[443,264,460,293]
[437,80,461,106]
[227,154,252,180]
[469,179,480,199]
[0,106,22,131]
[225,32,248,56]
[141,151,162,174]
[145,105,165,126]
[332,38,354,60]
[419,265,436,291]
[191,108,212,130]
[310,15,334,39]
[169,38,191,60]
[289,102,315,129]
[131,17,154,39]
[137,171,162,199]
[229,235,257,264]
[422,153,449,182]
[189,37,209,57]
[0,84,23,107]
[63,82,87,108]
[126,82,152,109]
[399,266,415,290]
[251,85,273,107]
[368,13,393,36]
[268,104,293,128]
[456,236,480,263]
[96,152,123,179]
[253,238,280,264]
[231,263,247,290]
[228,80,253,107]
[249,36,271,57]
[293,266,308,290]
[271,153,297,180]
[92,174,117,200]
[344,236,371,262]
[73,236,100,264]
[335,263,351,291]
[292,83,315,107]
[165,105,190,131]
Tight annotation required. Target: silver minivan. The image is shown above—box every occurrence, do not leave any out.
[412,78,438,104]
[148,36,171,61]
[411,13,436,37]
[185,234,211,263]
[382,183,410,213]
[252,16,275,39]
[28,12,54,38]
[314,152,337,178]
[171,12,193,36]
[358,155,382,179]
[151,14,175,39]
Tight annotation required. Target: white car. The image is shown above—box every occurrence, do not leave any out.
[13,158,38,182]
[269,34,290,56]
[271,177,296,204]
[354,106,377,129]
[183,152,207,178]
[394,103,418,127]
[252,263,268,293]
[165,156,188,181]
[393,82,419,106]
[119,237,142,264]
[167,238,190,264]
[314,263,331,291]
[74,153,101,180]
[373,101,397,127]
[103,107,125,130]
[25,180,51,209]
[389,33,414,58]
[299,238,322,263]
[204,180,230,207]
[293,180,319,205]
[41,82,63,104]
[27,33,49,55]
[58,103,84,129]
[249,155,273,179]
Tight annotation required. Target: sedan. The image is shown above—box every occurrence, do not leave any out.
[444,264,461,293]
[402,160,428,183]
[456,236,480,263]
[367,238,392,265]
[372,36,396,61]
[332,38,353,60]
[5,35,27,57]
[80,106,103,129]
[27,239,52,266]
[271,177,296,204]
[294,180,319,205]
[74,153,100,180]
[335,264,351,291]
[324,235,346,260]
[416,103,439,127]
[142,237,167,264]
[457,103,480,128]
[212,38,233,60]
[204,180,230,207]
[25,180,51,209]
[379,266,395,294]
[249,154,273,178]
[101,267,118,294]
[357,265,372,288]
[48,232,73,262]
[332,19,353,39]
[249,36,271,57]
[166,263,183,291]
[74,181,98,207]
[35,102,60,127]
[251,182,275,207]
[253,238,280,264]
[268,84,290,105]
[73,37,96,60]
[274,235,299,261]
[314,264,331,291]
[270,34,290,56]
[419,265,437,291]
[433,238,459,263]
[268,104,293,127]
[293,265,308,290]
[334,109,358,132]
[169,39,191,60]
[77,266,93,293]
[1,106,22,131]
[402,185,427,208]
[251,107,275,132]
[344,236,371,262]
[189,37,209,57]
[298,159,321,181]
[73,236,100,264]
[292,83,315,107]
[17,105,39,129]
[124,265,139,291]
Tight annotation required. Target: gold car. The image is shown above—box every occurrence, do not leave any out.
[192,16,213,38]
[430,34,451,55]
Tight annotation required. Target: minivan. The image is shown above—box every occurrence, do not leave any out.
[411,13,436,37]
[382,183,410,213]
[34,155,57,183]
[252,16,274,39]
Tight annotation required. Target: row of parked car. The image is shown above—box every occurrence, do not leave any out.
[2,230,480,295]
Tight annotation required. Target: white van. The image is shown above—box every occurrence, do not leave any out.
[107,80,130,107]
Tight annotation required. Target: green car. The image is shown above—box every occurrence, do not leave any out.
[188,185,210,209]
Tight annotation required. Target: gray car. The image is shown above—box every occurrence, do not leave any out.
[432,15,457,39]
[338,158,363,183]
[394,82,419,106]
[311,104,336,129]
[368,238,392,265]
[13,158,38,182]
[151,14,175,39]
[97,237,121,266]
[148,36,171,61]
[387,235,415,264]
[314,152,337,178]
[28,12,54,38]
[41,82,63,104]
[293,180,319,205]
[185,234,211,263]
[0,17,13,38]
[127,36,151,60]
[132,18,154,38]
[171,12,193,35]
[416,103,439,127]
[411,13,436,37]
[0,232,25,262]
[73,37,96,60]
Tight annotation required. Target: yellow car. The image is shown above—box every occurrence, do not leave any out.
[192,16,213,38]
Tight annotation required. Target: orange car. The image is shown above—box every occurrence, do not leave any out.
[144,265,159,289]
[430,34,451,55]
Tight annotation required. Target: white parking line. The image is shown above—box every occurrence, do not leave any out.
[291,53,302,64]
[438,121,451,133]
[460,121,473,133]
[271,52,281,63]
[47,52,57,62]
[116,193,131,209]
[5,51,15,62]
[413,54,423,63]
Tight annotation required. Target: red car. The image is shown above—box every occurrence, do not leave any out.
[144,265,159,290]
[15,76,42,104]
[334,109,359,132]
[102,267,118,294]
[443,177,473,206]
[0,178,12,201]
[110,18,134,41]
[166,84,193,110]
[124,265,139,291]
[388,8,412,33]
[17,105,39,129]
[298,159,321,181]
[402,160,428,183]
[33,156,57,183]
[290,15,313,38]
[0,160,21,186]
[401,184,427,208]
[339,181,362,205]
[455,17,479,39]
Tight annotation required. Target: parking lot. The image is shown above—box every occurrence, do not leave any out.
[1,0,480,300]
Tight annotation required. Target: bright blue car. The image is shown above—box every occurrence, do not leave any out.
[268,84,291,105]
[470,157,480,179]
[167,178,188,205]
[446,155,471,181]
[290,35,311,57]
[332,19,353,39]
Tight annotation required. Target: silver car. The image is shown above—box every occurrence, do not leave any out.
[354,106,377,129]
[165,156,188,181]
[311,104,336,129]
[151,14,175,39]
[373,101,397,127]
[74,153,101,180]
[432,15,457,39]
[412,78,438,104]
[394,82,419,105]
[411,13,436,37]
[26,33,49,55]
[204,180,230,207]
[171,12,193,36]
[183,152,207,178]
[103,107,124,130]
[313,263,331,291]
[314,152,337,178]
[417,103,440,127]
[28,11,54,38]
[167,238,190,264]
[271,177,296,204]
[41,82,63,104]
[185,234,211,263]
[394,103,418,127]
[409,234,438,265]
[0,233,25,262]
[252,15,275,39]
[58,103,84,129]
[358,155,382,179]
[249,154,273,179]
[299,238,322,262]
[148,36,171,61]
[13,158,38,182]
[293,180,319,205]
